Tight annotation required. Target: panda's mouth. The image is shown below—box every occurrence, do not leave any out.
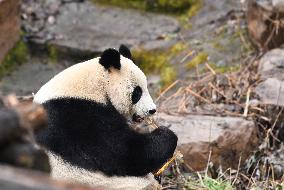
[132,113,144,123]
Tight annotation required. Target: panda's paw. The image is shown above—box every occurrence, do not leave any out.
[151,127,178,160]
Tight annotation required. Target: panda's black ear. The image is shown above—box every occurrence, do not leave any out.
[99,48,121,70]
[119,44,132,60]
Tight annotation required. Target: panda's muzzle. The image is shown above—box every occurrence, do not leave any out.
[132,109,156,122]
[132,113,143,123]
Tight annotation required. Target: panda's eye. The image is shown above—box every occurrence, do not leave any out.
[132,86,142,104]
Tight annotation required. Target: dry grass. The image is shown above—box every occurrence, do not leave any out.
[156,53,261,117]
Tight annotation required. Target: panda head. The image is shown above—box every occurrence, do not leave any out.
[34,45,156,122]
[100,45,156,122]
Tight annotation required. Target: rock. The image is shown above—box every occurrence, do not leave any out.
[177,0,244,81]
[265,144,284,178]
[27,1,180,55]
[156,113,258,171]
[258,49,284,80]
[253,0,284,12]
[255,78,284,106]
[273,0,284,12]
[0,62,64,96]
[246,0,284,50]
[245,144,284,180]
[255,49,284,106]
[0,0,21,63]
[253,0,274,11]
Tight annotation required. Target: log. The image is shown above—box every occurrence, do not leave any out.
[0,109,24,144]
[0,143,50,172]
[0,95,49,172]
[2,95,47,132]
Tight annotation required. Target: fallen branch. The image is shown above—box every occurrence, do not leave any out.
[186,87,211,104]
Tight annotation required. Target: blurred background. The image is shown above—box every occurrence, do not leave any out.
[0,0,246,97]
[1,0,284,189]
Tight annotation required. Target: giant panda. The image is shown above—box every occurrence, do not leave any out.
[34,45,177,189]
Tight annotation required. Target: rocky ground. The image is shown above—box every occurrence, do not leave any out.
[1,0,284,189]
[0,0,181,96]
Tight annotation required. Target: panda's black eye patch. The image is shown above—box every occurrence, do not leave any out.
[132,86,142,104]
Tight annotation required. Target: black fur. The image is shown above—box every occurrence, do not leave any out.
[36,98,177,177]
[99,48,121,70]
[132,86,142,104]
[119,44,132,60]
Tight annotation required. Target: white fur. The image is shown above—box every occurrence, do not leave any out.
[48,152,161,190]
[34,56,156,119]
[34,57,107,104]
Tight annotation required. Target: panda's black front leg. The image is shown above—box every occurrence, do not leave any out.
[128,127,177,176]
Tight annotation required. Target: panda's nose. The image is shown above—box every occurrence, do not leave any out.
[149,109,156,115]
